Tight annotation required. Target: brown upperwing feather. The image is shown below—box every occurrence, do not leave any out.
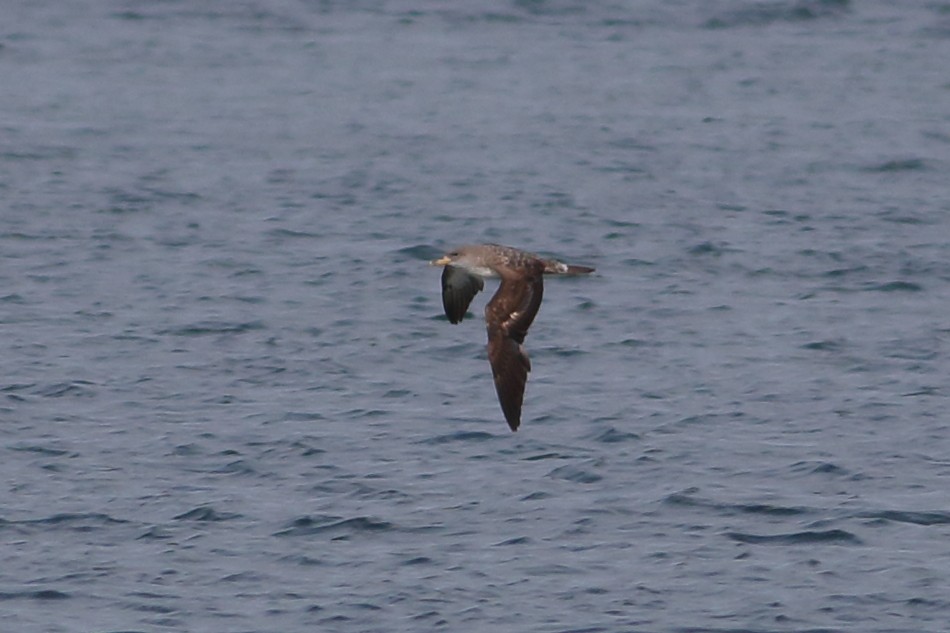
[485,260,545,431]
[441,265,484,324]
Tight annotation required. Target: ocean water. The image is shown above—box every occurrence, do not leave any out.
[2,1,950,631]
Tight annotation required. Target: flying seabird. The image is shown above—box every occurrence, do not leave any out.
[430,243,595,431]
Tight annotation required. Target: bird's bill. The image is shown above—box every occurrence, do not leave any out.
[430,256,453,266]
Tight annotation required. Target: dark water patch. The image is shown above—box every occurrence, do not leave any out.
[676,629,839,633]
[521,491,550,501]
[511,0,586,17]
[618,337,653,349]
[171,443,203,457]
[111,10,147,21]
[495,536,531,546]
[275,515,395,538]
[906,596,946,609]
[211,459,257,476]
[0,589,70,601]
[1,145,78,161]
[688,241,730,257]
[901,387,940,397]
[791,461,849,476]
[617,258,653,270]
[173,506,242,522]
[341,408,390,419]
[136,526,172,541]
[801,339,844,352]
[124,597,177,614]
[157,320,266,336]
[523,452,571,461]
[859,510,950,526]
[862,158,927,173]
[8,444,71,457]
[735,503,810,517]
[882,338,938,361]
[13,513,129,532]
[726,528,861,546]
[607,137,657,152]
[548,464,603,484]
[864,281,923,293]
[34,380,97,398]
[403,556,433,565]
[821,265,868,278]
[705,0,850,28]
[524,563,580,576]
[396,244,442,261]
[419,431,496,445]
[0,231,60,241]
[282,412,327,422]
[762,208,813,225]
[589,426,640,443]
[546,346,587,357]
[879,211,931,225]
[664,491,809,518]
[265,228,321,240]
[285,439,326,457]
[220,571,267,583]
[279,553,325,566]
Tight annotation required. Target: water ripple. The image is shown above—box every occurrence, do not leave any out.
[726,529,861,546]
[275,516,395,538]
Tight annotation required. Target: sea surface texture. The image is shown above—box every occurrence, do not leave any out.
[2,1,950,631]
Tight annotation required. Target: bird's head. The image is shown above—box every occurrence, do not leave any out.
[430,245,495,278]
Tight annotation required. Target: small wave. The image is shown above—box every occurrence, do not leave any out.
[726,528,860,545]
[862,158,927,172]
[420,431,496,445]
[157,320,265,336]
[705,0,850,29]
[589,426,640,444]
[275,515,394,538]
[663,492,809,518]
[34,381,97,398]
[395,244,442,261]
[688,241,728,256]
[0,589,70,601]
[210,459,258,476]
[8,444,71,456]
[265,228,320,239]
[282,412,327,422]
[522,452,570,462]
[495,536,531,546]
[858,510,950,526]
[801,339,844,351]
[13,513,129,532]
[864,281,923,293]
[790,460,849,476]
[548,464,603,484]
[521,491,551,501]
[173,506,242,522]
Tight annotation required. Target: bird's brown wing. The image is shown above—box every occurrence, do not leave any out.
[485,261,544,431]
[441,265,484,324]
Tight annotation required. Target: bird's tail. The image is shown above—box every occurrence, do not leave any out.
[562,264,595,275]
[542,259,595,275]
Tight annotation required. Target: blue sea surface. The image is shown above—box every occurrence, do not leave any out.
[2,1,950,631]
